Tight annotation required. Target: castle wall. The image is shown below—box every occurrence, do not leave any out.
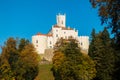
[52,26,78,45]
[61,29,78,39]
[78,36,89,51]
[32,35,47,54]
[52,27,62,45]
[47,36,53,48]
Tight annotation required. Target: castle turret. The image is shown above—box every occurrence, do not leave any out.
[56,13,66,27]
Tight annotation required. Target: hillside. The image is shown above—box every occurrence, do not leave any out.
[35,64,54,80]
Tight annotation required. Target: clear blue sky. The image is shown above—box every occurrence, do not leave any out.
[0,0,104,49]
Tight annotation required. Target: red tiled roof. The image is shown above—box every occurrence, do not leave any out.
[36,32,53,37]
[53,25,61,28]
[61,27,73,30]
[47,34,52,37]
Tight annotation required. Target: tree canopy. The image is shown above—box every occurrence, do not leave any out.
[89,28,115,80]
[90,0,120,47]
[90,0,120,79]
[0,37,39,80]
[52,38,96,80]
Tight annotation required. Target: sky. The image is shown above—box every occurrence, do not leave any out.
[0,0,104,51]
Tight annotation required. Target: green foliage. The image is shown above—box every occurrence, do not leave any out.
[52,38,96,80]
[90,0,120,79]
[0,37,39,80]
[89,28,115,80]
[89,29,96,58]
[18,38,29,52]
[90,0,120,47]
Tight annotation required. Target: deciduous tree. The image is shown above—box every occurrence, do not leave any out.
[0,37,39,80]
[52,38,96,80]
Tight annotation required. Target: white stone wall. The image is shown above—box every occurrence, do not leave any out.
[52,27,61,45]
[78,36,89,51]
[47,36,53,48]
[32,35,47,54]
[61,29,78,39]
[51,27,78,45]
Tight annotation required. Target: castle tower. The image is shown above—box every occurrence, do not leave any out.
[56,13,66,27]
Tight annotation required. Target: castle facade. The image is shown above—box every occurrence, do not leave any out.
[32,14,89,54]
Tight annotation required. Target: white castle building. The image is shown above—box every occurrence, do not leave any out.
[32,13,89,55]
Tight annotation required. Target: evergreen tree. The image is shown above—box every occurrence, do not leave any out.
[89,28,115,80]
[90,1,120,79]
[90,0,120,48]
[89,28,96,58]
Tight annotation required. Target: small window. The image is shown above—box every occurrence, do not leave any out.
[65,36,67,39]
[64,32,66,34]
[50,41,52,44]
[56,34,58,37]
[81,42,83,46]
[56,30,58,32]
[36,40,38,43]
[50,46,52,48]
[36,45,38,47]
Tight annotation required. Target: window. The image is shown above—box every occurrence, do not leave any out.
[62,20,63,24]
[81,42,83,46]
[65,36,67,39]
[50,41,52,44]
[64,32,66,34]
[56,30,58,32]
[36,40,38,43]
[36,45,38,47]
[56,34,58,37]
[50,46,52,48]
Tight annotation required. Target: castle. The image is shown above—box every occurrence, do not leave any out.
[32,13,89,60]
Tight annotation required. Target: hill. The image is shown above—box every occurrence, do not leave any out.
[35,64,54,80]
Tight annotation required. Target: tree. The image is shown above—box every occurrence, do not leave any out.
[89,28,96,58]
[90,0,120,48]
[52,51,65,80]
[52,38,96,80]
[18,43,39,80]
[90,1,120,79]
[0,37,39,80]
[0,38,17,80]
[89,28,115,80]
[18,38,29,52]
